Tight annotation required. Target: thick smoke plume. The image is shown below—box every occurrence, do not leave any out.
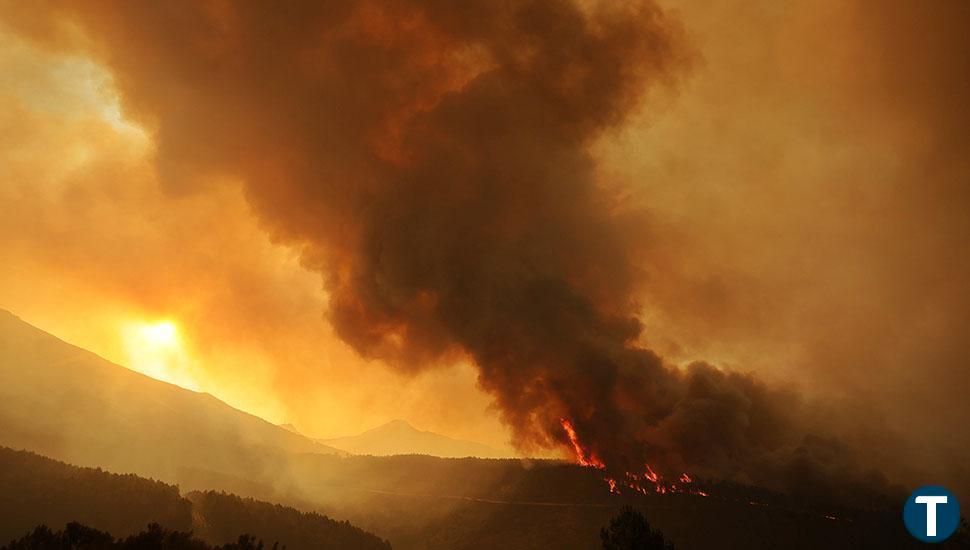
[2,0,894,501]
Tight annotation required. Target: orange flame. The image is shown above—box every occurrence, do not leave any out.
[558,419,709,498]
[614,465,709,497]
[559,418,605,469]
[606,478,619,494]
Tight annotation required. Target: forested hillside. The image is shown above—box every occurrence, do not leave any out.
[0,447,192,542]
[189,491,390,550]
[0,448,389,550]
[2,522,266,550]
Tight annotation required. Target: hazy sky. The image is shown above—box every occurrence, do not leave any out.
[0,25,502,448]
[0,0,967,489]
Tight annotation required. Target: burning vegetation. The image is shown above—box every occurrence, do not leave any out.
[562,417,708,498]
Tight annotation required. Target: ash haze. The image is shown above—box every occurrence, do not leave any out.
[0,0,968,517]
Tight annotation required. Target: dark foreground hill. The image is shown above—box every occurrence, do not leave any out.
[3,522,267,550]
[278,454,966,550]
[187,491,390,550]
[178,449,966,549]
[0,447,390,550]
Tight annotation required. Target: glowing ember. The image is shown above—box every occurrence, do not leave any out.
[559,418,605,469]
[611,465,709,497]
[606,478,619,494]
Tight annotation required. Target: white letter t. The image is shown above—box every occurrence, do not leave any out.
[915,495,948,536]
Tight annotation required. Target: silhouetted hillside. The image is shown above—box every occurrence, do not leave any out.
[0,447,390,550]
[0,309,344,486]
[0,447,192,542]
[2,522,266,550]
[319,420,508,459]
[188,491,390,550]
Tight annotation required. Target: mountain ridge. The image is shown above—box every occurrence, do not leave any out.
[0,308,345,483]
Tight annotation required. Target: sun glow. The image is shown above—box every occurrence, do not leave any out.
[141,321,178,345]
[121,320,199,391]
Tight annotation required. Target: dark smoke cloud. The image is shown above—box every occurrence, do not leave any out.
[0,0,909,502]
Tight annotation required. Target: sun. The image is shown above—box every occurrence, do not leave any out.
[140,320,178,346]
[121,319,199,390]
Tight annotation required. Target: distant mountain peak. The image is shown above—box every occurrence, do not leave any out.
[375,419,417,432]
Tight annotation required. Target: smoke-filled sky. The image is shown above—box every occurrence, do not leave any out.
[0,0,967,495]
